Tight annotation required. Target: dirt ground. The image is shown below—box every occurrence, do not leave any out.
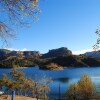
[0,95,40,100]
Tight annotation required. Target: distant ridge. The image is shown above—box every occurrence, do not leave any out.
[0,47,100,69]
[85,51,100,58]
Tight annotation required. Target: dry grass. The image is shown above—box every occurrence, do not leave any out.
[0,95,40,100]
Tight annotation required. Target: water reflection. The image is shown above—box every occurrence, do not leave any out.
[53,77,69,83]
[1,67,100,99]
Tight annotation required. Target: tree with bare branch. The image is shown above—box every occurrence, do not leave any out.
[0,0,40,46]
[93,29,100,51]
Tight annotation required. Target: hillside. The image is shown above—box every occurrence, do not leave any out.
[85,51,100,58]
[0,49,11,56]
[0,47,100,69]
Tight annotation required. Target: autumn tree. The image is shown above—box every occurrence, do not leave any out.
[0,0,40,46]
[31,74,52,99]
[0,69,52,99]
[9,69,26,95]
[37,75,52,99]
[66,74,98,100]
[22,77,34,96]
[0,73,12,94]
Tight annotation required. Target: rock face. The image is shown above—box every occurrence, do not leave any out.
[0,49,11,56]
[0,48,100,69]
[0,47,72,58]
[0,49,41,58]
[23,51,41,58]
[85,51,100,58]
[42,47,72,58]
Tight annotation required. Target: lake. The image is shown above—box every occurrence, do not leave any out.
[0,67,100,99]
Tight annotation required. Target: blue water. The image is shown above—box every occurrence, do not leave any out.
[1,67,100,98]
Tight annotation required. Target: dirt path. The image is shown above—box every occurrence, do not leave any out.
[0,95,40,100]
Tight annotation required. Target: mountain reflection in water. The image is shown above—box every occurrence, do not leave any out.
[53,77,69,83]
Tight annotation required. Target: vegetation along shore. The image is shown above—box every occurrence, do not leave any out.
[0,47,100,70]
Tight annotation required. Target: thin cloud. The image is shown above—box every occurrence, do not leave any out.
[5,48,28,51]
[72,49,94,55]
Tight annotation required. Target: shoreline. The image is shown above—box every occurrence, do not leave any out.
[0,66,100,70]
[0,95,40,100]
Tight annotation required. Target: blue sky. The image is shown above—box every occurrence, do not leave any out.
[3,0,100,54]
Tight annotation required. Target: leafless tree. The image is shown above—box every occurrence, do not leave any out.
[0,0,40,46]
[93,29,100,51]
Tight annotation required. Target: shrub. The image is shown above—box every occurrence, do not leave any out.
[66,74,98,100]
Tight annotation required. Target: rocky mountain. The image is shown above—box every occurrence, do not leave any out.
[0,47,100,69]
[85,51,100,58]
[0,47,72,58]
[0,49,11,56]
[23,51,42,58]
[42,47,72,58]
[0,49,41,58]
